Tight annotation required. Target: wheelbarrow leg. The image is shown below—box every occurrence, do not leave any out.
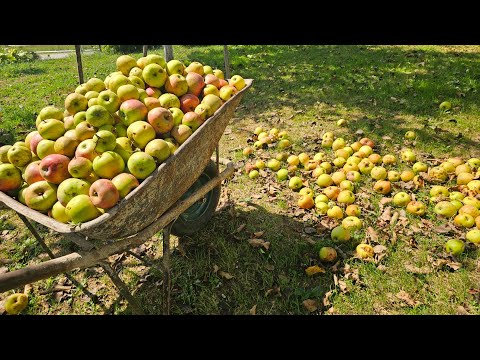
[162,221,175,315]
[15,213,106,311]
[15,212,144,315]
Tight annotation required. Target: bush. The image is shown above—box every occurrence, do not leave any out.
[0,47,38,65]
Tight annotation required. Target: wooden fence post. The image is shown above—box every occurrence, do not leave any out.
[143,45,148,57]
[75,45,84,85]
[223,45,231,79]
[164,45,174,61]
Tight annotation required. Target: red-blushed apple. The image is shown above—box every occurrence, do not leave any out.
[145,139,171,163]
[36,105,64,126]
[97,90,121,113]
[65,194,102,224]
[89,179,119,209]
[118,99,148,127]
[54,136,79,158]
[114,137,133,163]
[112,173,139,199]
[92,151,125,179]
[24,131,39,150]
[459,204,479,218]
[205,74,221,89]
[194,104,210,121]
[171,125,192,145]
[159,93,180,109]
[143,64,167,88]
[92,130,117,153]
[165,74,188,97]
[185,61,204,76]
[0,164,22,192]
[75,139,100,161]
[406,201,427,216]
[29,133,44,155]
[298,194,315,209]
[127,121,156,149]
[7,145,32,167]
[37,119,65,140]
[201,94,222,116]
[182,112,203,132]
[24,161,43,185]
[57,178,91,206]
[400,170,415,182]
[65,93,88,115]
[146,87,161,98]
[331,171,346,185]
[143,97,161,112]
[86,105,112,128]
[116,55,137,76]
[39,154,71,184]
[75,121,96,141]
[127,152,157,180]
[68,157,92,178]
[346,204,361,217]
[179,94,200,113]
[218,79,228,88]
[219,85,238,101]
[50,201,71,223]
[186,72,205,97]
[147,107,174,135]
[129,76,145,90]
[203,84,220,97]
[166,60,185,76]
[24,181,58,212]
[36,140,55,160]
[374,180,392,194]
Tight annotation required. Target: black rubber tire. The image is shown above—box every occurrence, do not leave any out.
[171,160,221,237]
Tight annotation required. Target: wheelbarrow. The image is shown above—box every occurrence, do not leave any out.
[0,79,253,314]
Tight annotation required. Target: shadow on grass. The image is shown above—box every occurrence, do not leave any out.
[118,202,338,315]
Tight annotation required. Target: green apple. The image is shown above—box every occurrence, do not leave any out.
[430,185,449,198]
[3,293,29,315]
[371,166,387,180]
[327,205,343,219]
[401,149,416,162]
[57,178,91,206]
[169,107,184,126]
[86,77,106,93]
[277,168,289,181]
[166,59,186,76]
[143,64,167,88]
[454,213,475,228]
[288,176,303,190]
[331,225,351,242]
[340,180,354,191]
[316,174,333,188]
[342,216,362,230]
[92,130,117,153]
[201,94,222,116]
[68,157,92,178]
[412,162,428,173]
[451,200,464,211]
[267,159,281,171]
[428,166,448,182]
[24,181,58,212]
[356,244,374,259]
[65,194,102,224]
[145,139,171,163]
[50,201,71,223]
[405,131,416,140]
[116,55,137,75]
[159,93,181,109]
[143,54,166,68]
[440,161,456,174]
[445,239,464,256]
[86,105,112,128]
[36,139,55,159]
[463,196,480,209]
[117,84,140,102]
[387,170,401,182]
[467,158,480,169]
[466,229,480,244]
[358,158,374,175]
[7,145,32,167]
[346,170,361,183]
[229,75,246,91]
[97,90,121,113]
[127,152,157,180]
[36,105,63,126]
[315,201,329,215]
[382,154,397,165]
[249,170,259,179]
[434,201,458,217]
[108,74,131,93]
[127,121,156,149]
[337,190,355,204]
[54,136,79,158]
[114,137,134,163]
[65,93,88,115]
[346,204,361,217]
[393,192,411,207]
[129,75,145,89]
[315,194,329,204]
[38,119,65,140]
[92,151,125,179]
[213,69,224,79]
[439,101,452,111]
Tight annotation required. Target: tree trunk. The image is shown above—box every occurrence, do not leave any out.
[75,45,84,85]
[164,45,174,61]
[143,45,148,57]
[223,45,231,79]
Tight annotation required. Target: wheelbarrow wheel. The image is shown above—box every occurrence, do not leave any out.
[171,160,221,237]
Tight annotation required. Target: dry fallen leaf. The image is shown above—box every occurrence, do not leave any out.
[305,265,326,276]
[396,290,421,307]
[213,265,220,274]
[380,197,392,206]
[323,290,334,307]
[235,224,246,233]
[302,299,318,312]
[457,305,470,315]
[253,231,265,238]
[446,261,462,271]
[218,271,234,280]
[338,280,348,293]
[433,224,453,234]
[367,227,379,242]
[373,245,387,254]
[404,263,432,274]
[248,239,271,250]
[390,211,399,225]
[249,305,257,315]
[381,207,392,222]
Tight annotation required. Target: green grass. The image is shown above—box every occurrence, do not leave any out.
[1,45,480,315]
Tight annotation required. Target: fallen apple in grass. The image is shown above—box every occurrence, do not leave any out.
[331,225,350,242]
[454,213,475,228]
[445,239,465,256]
[288,176,303,190]
[346,204,361,217]
[298,194,315,209]
[319,247,337,262]
[393,192,411,207]
[434,201,458,217]
[327,205,343,220]
[374,180,391,194]
[342,216,362,230]
[406,201,426,216]
[3,293,29,315]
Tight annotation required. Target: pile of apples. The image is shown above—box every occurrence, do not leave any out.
[0,53,246,225]
[243,126,480,259]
